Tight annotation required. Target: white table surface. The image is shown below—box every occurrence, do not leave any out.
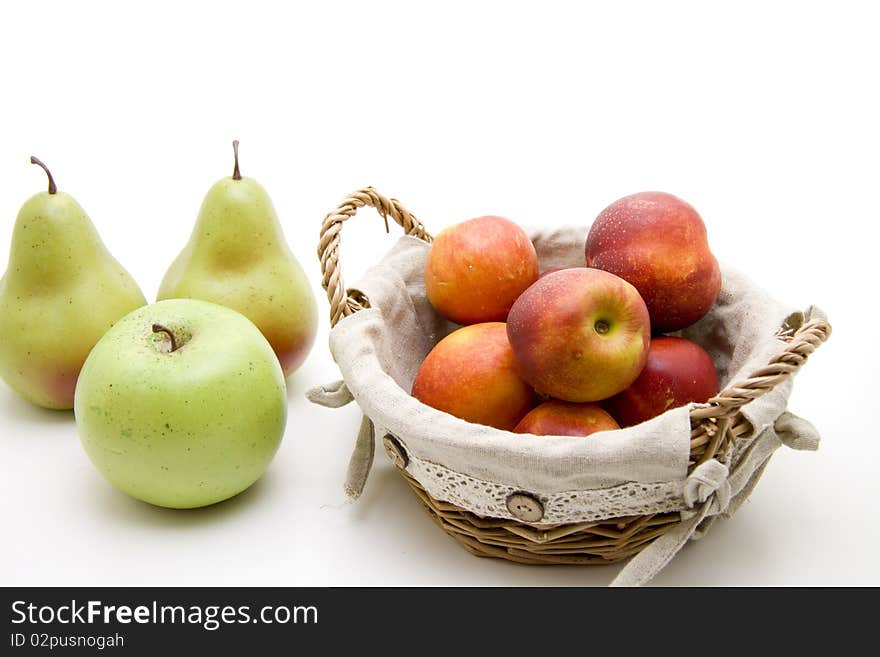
[1,1,876,587]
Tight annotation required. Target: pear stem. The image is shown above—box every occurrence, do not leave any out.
[152,324,179,353]
[30,156,57,194]
[232,140,241,180]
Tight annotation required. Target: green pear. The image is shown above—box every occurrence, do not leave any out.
[157,141,317,377]
[0,157,147,409]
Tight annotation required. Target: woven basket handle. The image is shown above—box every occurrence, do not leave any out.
[688,311,831,463]
[319,187,432,327]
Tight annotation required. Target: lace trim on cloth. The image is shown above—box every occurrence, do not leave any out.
[403,449,688,524]
[394,410,820,527]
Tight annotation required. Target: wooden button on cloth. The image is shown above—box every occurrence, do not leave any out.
[506,492,544,522]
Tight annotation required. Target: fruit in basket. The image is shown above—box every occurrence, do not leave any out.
[538,266,583,279]
[507,268,650,402]
[514,400,620,437]
[74,299,287,509]
[604,336,719,427]
[412,322,537,430]
[585,191,721,332]
[0,157,146,410]
[157,141,317,377]
[424,215,538,324]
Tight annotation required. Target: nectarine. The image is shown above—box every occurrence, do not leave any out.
[424,215,538,324]
[411,322,537,430]
[507,268,651,402]
[514,400,620,437]
[604,336,719,427]
[585,191,721,332]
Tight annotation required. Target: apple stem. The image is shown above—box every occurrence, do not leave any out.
[30,156,57,194]
[232,140,241,180]
[152,324,179,353]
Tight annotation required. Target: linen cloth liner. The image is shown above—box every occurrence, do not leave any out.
[308,226,823,585]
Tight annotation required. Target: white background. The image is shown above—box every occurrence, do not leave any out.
[1,1,876,586]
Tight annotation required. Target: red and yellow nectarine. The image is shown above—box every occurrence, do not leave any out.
[424,215,538,325]
[514,400,620,437]
[411,322,537,430]
[507,268,651,402]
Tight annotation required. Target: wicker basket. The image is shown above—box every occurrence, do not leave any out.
[317,187,831,568]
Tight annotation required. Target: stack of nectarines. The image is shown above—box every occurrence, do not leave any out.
[412,192,721,437]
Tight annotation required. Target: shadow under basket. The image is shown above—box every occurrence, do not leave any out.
[315,187,832,574]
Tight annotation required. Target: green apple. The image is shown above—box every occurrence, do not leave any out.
[74,298,287,509]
